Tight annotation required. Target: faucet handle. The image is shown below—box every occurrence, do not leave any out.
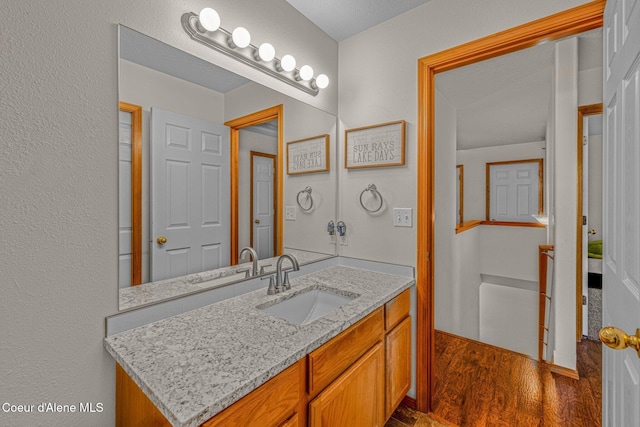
[262,275,277,295]
[237,267,251,278]
[259,264,272,275]
[282,271,292,291]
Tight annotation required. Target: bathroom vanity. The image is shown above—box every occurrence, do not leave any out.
[105,265,413,426]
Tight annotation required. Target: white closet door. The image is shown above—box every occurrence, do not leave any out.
[150,108,230,281]
[602,0,640,425]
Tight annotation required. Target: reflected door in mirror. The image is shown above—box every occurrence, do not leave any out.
[151,108,230,281]
[251,152,276,259]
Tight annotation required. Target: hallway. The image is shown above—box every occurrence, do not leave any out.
[388,330,601,426]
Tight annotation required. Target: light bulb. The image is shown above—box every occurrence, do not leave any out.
[256,43,275,61]
[314,74,329,89]
[279,54,296,72]
[230,27,251,48]
[198,8,220,32]
[298,65,314,81]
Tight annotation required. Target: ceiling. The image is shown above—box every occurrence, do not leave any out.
[436,29,603,150]
[285,0,431,41]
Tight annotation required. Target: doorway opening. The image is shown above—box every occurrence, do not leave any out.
[415,1,605,414]
[225,105,283,265]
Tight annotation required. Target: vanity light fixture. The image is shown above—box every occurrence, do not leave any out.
[182,9,328,96]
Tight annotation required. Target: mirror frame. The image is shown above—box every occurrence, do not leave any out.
[226,104,284,264]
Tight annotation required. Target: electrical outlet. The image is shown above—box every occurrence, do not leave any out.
[285,206,296,221]
[393,208,413,227]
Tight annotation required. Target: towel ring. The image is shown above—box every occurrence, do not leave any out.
[359,184,383,213]
[296,186,314,212]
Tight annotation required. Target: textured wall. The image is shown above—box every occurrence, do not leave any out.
[0,1,337,425]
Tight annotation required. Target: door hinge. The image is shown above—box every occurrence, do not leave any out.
[583,135,588,146]
[583,216,587,225]
[583,295,587,305]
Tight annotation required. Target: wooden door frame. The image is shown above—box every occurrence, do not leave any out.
[576,103,603,341]
[250,151,278,256]
[416,1,605,412]
[119,101,143,286]
[225,105,284,265]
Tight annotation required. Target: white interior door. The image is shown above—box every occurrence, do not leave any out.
[582,118,589,337]
[602,0,640,425]
[252,153,275,259]
[118,111,133,288]
[151,108,230,281]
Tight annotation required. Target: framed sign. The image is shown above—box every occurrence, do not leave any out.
[286,134,330,175]
[345,120,405,169]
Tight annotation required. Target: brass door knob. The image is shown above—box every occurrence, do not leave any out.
[255,219,261,224]
[599,326,640,357]
[156,236,168,245]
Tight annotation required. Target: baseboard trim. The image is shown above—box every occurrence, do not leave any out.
[550,364,580,380]
[401,395,417,410]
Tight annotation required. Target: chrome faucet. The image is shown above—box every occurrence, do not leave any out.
[275,253,300,292]
[239,247,259,277]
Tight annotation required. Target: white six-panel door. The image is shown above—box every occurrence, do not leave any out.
[602,0,640,425]
[252,153,275,259]
[151,108,230,282]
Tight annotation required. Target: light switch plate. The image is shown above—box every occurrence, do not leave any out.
[285,206,296,221]
[393,208,413,227]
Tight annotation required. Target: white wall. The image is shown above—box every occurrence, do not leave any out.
[479,226,547,282]
[0,1,337,425]
[588,134,603,241]
[456,141,546,221]
[551,37,579,370]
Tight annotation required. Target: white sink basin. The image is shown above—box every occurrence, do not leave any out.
[259,288,358,325]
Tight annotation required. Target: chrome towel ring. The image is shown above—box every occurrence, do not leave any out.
[296,186,314,212]
[359,184,383,213]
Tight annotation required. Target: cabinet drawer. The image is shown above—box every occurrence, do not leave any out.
[202,360,303,427]
[385,289,410,331]
[307,308,383,397]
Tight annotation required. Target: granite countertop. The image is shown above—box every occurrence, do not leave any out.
[105,265,414,427]
[119,249,332,310]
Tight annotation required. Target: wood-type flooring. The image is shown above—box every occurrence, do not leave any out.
[386,330,601,427]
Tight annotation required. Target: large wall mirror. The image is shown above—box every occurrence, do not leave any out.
[118,26,338,311]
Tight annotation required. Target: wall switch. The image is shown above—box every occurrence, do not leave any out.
[285,206,296,221]
[393,208,413,227]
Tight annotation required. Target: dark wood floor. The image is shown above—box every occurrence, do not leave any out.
[386,330,601,427]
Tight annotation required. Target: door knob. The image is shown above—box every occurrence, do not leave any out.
[599,326,640,357]
[255,219,261,224]
[156,236,168,245]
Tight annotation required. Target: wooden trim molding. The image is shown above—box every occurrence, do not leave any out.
[119,102,143,286]
[249,151,278,255]
[481,220,546,228]
[416,0,604,412]
[225,105,284,265]
[538,244,554,360]
[455,219,482,234]
[550,364,580,380]
[576,103,603,342]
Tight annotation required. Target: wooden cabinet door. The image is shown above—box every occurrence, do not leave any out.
[385,316,411,420]
[309,342,384,427]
